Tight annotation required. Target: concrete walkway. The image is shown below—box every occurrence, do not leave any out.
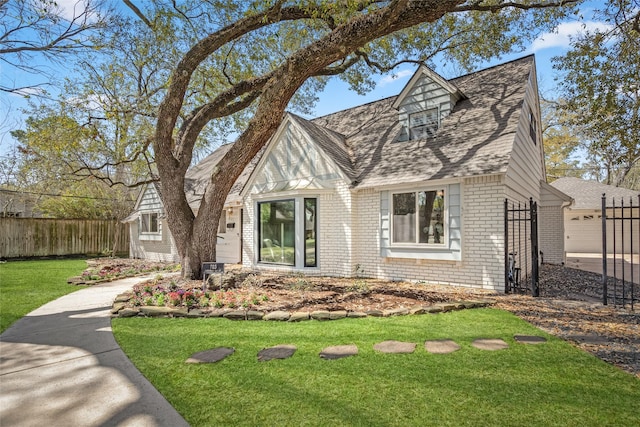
[0,277,189,427]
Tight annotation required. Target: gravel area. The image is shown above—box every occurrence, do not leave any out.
[496,264,639,378]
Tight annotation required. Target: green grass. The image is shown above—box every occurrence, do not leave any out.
[0,259,87,333]
[113,309,640,426]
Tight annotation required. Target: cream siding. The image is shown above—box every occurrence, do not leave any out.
[396,73,456,142]
[504,66,545,203]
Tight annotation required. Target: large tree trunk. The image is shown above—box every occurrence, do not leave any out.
[154,1,466,279]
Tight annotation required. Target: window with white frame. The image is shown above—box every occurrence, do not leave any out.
[140,212,159,234]
[257,197,317,268]
[409,108,439,140]
[392,189,445,245]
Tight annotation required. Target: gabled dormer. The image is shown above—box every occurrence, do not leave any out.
[393,66,465,142]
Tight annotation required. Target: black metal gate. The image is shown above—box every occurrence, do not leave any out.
[601,194,639,309]
[504,198,539,296]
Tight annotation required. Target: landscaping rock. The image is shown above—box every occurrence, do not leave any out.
[257,344,297,361]
[186,347,235,364]
[223,310,247,320]
[311,310,331,320]
[264,311,291,321]
[289,312,310,322]
[425,305,443,313]
[410,306,427,315]
[471,338,509,351]
[320,344,358,360]
[118,308,139,318]
[373,340,416,354]
[424,339,461,354]
[347,311,367,318]
[514,335,547,344]
[383,308,409,317]
[140,306,186,317]
[111,302,126,314]
[114,293,131,303]
[208,309,231,318]
[186,309,206,318]
[246,310,265,320]
[366,310,384,317]
[329,310,348,320]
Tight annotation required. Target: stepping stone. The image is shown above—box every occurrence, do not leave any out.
[424,339,461,354]
[373,340,416,354]
[471,338,508,351]
[186,347,235,364]
[257,344,297,362]
[514,335,547,344]
[319,344,359,360]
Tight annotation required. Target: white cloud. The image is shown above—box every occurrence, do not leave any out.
[11,87,46,98]
[531,20,613,51]
[51,0,92,22]
[378,69,413,87]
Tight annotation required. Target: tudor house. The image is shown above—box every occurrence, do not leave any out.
[126,55,570,292]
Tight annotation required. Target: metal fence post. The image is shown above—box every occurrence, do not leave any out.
[601,193,608,305]
[530,198,539,297]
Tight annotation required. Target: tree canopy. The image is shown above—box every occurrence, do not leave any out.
[553,0,640,187]
[6,0,583,276]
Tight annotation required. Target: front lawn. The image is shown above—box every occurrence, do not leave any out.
[113,309,639,426]
[0,259,87,333]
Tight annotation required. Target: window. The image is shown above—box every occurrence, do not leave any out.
[257,198,318,268]
[392,189,445,245]
[304,198,317,267]
[218,210,227,234]
[529,108,537,144]
[409,108,439,139]
[140,212,159,233]
[258,200,296,265]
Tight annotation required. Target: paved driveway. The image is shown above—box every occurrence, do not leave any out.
[0,277,189,427]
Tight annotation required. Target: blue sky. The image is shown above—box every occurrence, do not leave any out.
[0,1,608,159]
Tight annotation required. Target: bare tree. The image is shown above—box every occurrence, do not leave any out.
[0,0,113,93]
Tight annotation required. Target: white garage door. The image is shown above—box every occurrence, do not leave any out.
[564,211,602,253]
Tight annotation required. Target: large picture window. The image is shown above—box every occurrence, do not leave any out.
[259,200,295,265]
[392,189,445,245]
[140,212,159,233]
[257,198,318,268]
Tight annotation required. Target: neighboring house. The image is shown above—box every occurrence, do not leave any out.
[127,55,569,292]
[0,189,43,218]
[123,144,246,263]
[551,177,639,254]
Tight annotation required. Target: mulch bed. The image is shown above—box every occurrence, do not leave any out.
[495,264,639,378]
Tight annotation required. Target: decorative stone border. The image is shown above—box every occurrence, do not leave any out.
[111,296,497,319]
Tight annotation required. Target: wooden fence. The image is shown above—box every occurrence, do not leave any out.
[0,218,129,258]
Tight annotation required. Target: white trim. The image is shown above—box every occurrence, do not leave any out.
[389,187,449,248]
[392,65,464,110]
[254,195,320,270]
[240,114,351,198]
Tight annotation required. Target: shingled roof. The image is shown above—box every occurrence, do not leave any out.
[550,177,640,210]
[184,55,536,206]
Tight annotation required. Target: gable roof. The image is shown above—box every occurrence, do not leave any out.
[311,55,535,188]
[550,177,640,210]
[392,65,464,109]
[175,54,537,209]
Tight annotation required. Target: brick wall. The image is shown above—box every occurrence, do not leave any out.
[539,205,565,264]
[351,176,506,292]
